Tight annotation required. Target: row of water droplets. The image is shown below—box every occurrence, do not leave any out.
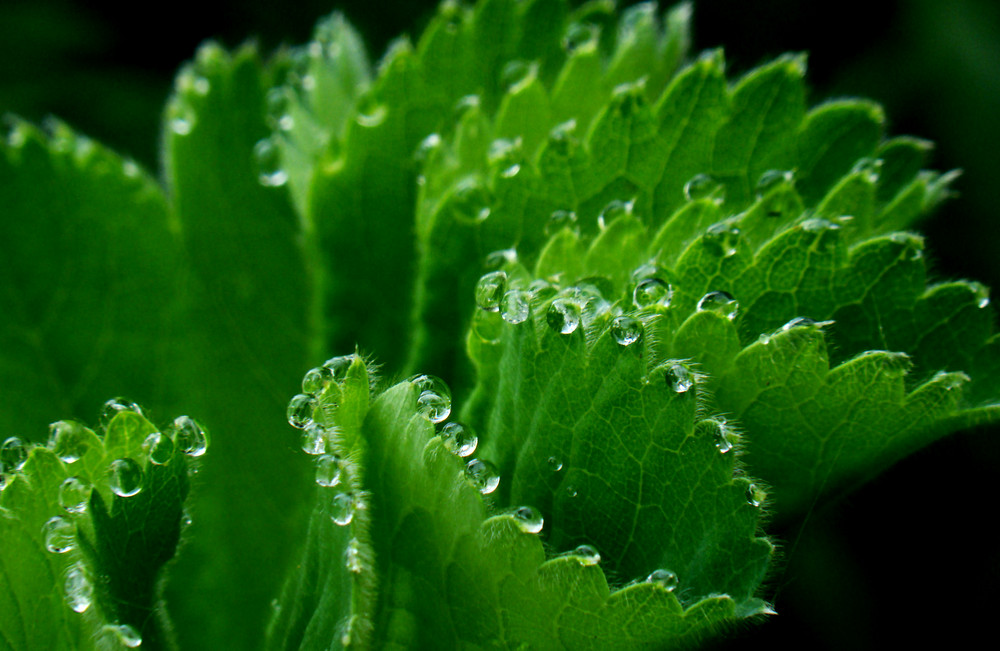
[0,399,208,638]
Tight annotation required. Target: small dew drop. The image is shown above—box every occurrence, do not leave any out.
[265,87,294,132]
[646,569,679,592]
[500,289,531,324]
[562,22,599,52]
[666,364,694,394]
[105,624,142,649]
[611,315,643,346]
[465,459,500,495]
[475,271,508,312]
[512,506,544,534]
[500,59,534,91]
[414,133,442,162]
[851,157,883,181]
[59,477,92,514]
[547,456,564,472]
[571,544,601,566]
[322,355,355,382]
[355,98,388,128]
[701,418,735,454]
[331,492,356,526]
[971,282,991,309]
[315,454,343,487]
[301,423,329,456]
[440,422,478,457]
[453,94,481,120]
[755,169,794,198]
[254,137,288,187]
[1,437,28,472]
[49,421,90,463]
[545,209,579,237]
[143,432,174,465]
[632,278,671,309]
[99,398,142,428]
[546,298,581,335]
[287,394,317,429]
[697,290,739,321]
[598,199,633,229]
[44,516,76,553]
[64,563,93,613]
[746,483,765,507]
[484,248,518,270]
[108,458,143,497]
[683,173,721,201]
[173,416,208,457]
[409,374,452,423]
[703,222,741,258]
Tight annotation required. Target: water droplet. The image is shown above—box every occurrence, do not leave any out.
[254,137,287,187]
[746,483,765,507]
[851,157,883,181]
[683,173,722,201]
[487,138,522,178]
[547,456,564,472]
[646,568,678,591]
[484,248,518,270]
[302,366,331,395]
[933,370,969,392]
[780,316,834,332]
[172,416,207,457]
[465,459,500,495]
[108,458,143,497]
[755,169,794,198]
[168,102,195,136]
[632,278,672,308]
[564,484,579,499]
[453,94,480,120]
[545,210,579,237]
[300,423,329,455]
[571,544,600,566]
[562,22,599,52]
[703,222,741,258]
[44,516,76,553]
[59,477,92,514]
[500,289,531,324]
[355,94,388,127]
[105,624,142,648]
[49,421,90,464]
[331,491,356,526]
[100,398,142,428]
[315,454,343,487]
[408,374,452,423]
[547,119,578,151]
[265,87,294,132]
[475,271,508,312]
[501,60,535,91]
[546,298,581,335]
[287,394,317,429]
[666,363,694,393]
[450,178,492,222]
[598,199,633,229]
[345,537,364,573]
[511,506,544,534]
[1,437,28,472]
[970,282,990,309]
[322,355,355,382]
[610,315,643,346]
[701,418,736,453]
[64,563,93,613]
[697,291,739,321]
[440,422,478,457]
[414,133,442,162]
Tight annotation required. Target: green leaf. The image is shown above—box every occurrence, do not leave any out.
[162,43,318,651]
[0,406,202,650]
[271,351,773,650]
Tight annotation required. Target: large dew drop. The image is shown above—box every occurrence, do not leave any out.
[64,563,93,613]
[632,278,671,308]
[301,423,328,456]
[105,624,142,648]
[546,298,581,335]
[44,516,76,553]
[59,477,92,514]
[143,432,174,466]
[571,544,601,566]
[172,416,207,457]
[1,437,28,472]
[465,459,500,495]
[646,568,679,592]
[475,271,508,312]
[108,458,143,497]
[512,506,544,534]
[330,492,356,526]
[49,421,90,464]
[322,354,355,382]
[409,374,452,423]
[500,289,530,324]
[99,398,142,429]
[301,366,332,395]
[666,363,694,393]
[315,454,343,487]
[287,394,317,429]
[440,422,478,457]
[696,290,739,321]
[610,315,643,346]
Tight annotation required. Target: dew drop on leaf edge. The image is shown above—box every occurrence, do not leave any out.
[331,491,355,526]
[173,415,208,457]
[646,568,679,592]
[64,563,93,613]
[465,459,500,495]
[287,393,317,429]
[44,516,76,554]
[143,432,174,465]
[108,458,143,498]
[512,506,543,534]
[58,476,91,514]
[440,422,478,457]
[409,374,452,423]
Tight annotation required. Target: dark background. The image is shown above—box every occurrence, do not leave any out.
[2,1,997,648]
